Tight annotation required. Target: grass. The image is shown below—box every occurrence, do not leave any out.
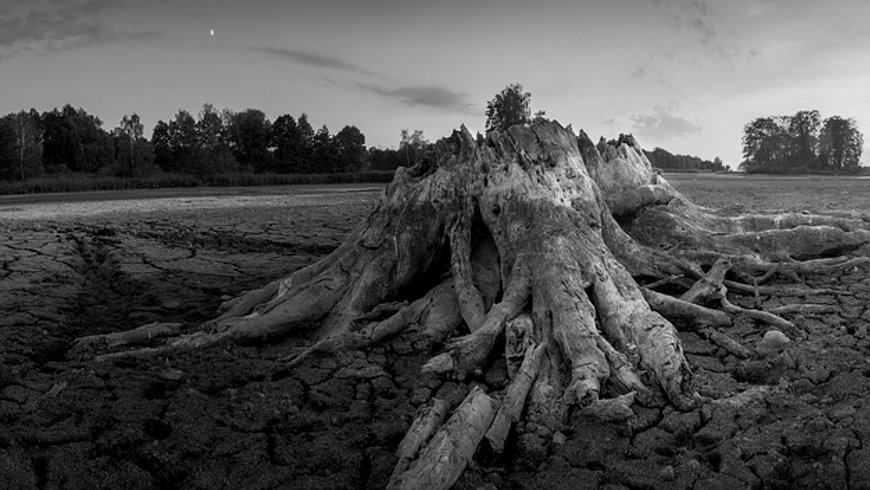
[0,171,396,196]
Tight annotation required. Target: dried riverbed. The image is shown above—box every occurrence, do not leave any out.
[3,178,870,489]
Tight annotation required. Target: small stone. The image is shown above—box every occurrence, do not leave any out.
[158,369,185,382]
[161,299,182,310]
[552,431,567,445]
[756,330,790,357]
[660,465,675,481]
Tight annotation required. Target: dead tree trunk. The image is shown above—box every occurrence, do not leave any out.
[71,121,870,488]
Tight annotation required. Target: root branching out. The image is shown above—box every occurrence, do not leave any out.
[69,121,870,488]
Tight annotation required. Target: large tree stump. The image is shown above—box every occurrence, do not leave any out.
[73,120,870,487]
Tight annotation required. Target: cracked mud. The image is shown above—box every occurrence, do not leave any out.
[3,179,870,489]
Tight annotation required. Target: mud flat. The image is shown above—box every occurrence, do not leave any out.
[3,179,870,489]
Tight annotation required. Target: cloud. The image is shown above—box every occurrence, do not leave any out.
[357,83,477,114]
[629,105,701,140]
[655,0,757,64]
[247,46,372,75]
[0,1,154,61]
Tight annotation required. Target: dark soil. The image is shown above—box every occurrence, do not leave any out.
[3,180,870,489]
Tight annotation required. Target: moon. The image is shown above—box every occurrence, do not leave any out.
[210,29,215,36]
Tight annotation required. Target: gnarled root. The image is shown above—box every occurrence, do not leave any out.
[388,386,498,490]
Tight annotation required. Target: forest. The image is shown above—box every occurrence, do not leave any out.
[0,103,411,184]
[1,89,862,193]
[740,110,864,174]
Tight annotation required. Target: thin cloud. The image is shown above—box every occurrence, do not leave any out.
[655,0,755,64]
[630,105,701,141]
[0,1,154,62]
[247,46,372,75]
[357,83,477,115]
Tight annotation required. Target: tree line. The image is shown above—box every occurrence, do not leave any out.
[741,110,864,174]
[0,103,432,182]
[644,148,726,172]
[11,84,832,185]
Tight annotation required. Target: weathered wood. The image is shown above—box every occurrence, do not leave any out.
[449,210,487,332]
[642,288,732,329]
[388,386,498,490]
[767,304,839,316]
[680,258,731,304]
[389,398,450,484]
[69,118,870,486]
[484,343,545,454]
[424,263,530,377]
[698,326,750,359]
[69,322,182,359]
[504,313,535,378]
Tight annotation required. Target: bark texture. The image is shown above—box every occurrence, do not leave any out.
[72,120,870,488]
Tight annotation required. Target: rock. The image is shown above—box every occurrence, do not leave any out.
[756,330,790,357]
[158,369,185,382]
[552,431,567,445]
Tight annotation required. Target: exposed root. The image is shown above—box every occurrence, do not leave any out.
[722,280,851,298]
[389,398,450,483]
[388,386,498,490]
[65,119,870,486]
[424,265,530,377]
[449,210,487,332]
[767,304,839,316]
[698,326,750,359]
[641,288,731,329]
[282,279,463,366]
[716,286,801,337]
[483,343,545,456]
[68,322,182,360]
[581,392,637,422]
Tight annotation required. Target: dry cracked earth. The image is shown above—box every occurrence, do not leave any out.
[3,178,870,489]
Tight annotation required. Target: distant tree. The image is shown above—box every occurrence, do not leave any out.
[740,116,791,173]
[367,147,405,171]
[485,83,531,132]
[113,113,155,177]
[311,125,336,172]
[787,110,821,169]
[227,109,272,172]
[166,109,199,172]
[333,125,367,172]
[645,147,723,172]
[819,116,863,172]
[740,110,861,174]
[0,118,18,181]
[196,103,237,173]
[151,120,172,170]
[296,113,316,170]
[399,129,430,167]
[4,109,43,180]
[270,114,303,173]
[42,105,114,173]
[197,103,223,152]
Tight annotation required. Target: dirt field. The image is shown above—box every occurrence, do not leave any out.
[3,177,870,489]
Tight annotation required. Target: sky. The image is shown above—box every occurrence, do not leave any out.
[1,0,870,166]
